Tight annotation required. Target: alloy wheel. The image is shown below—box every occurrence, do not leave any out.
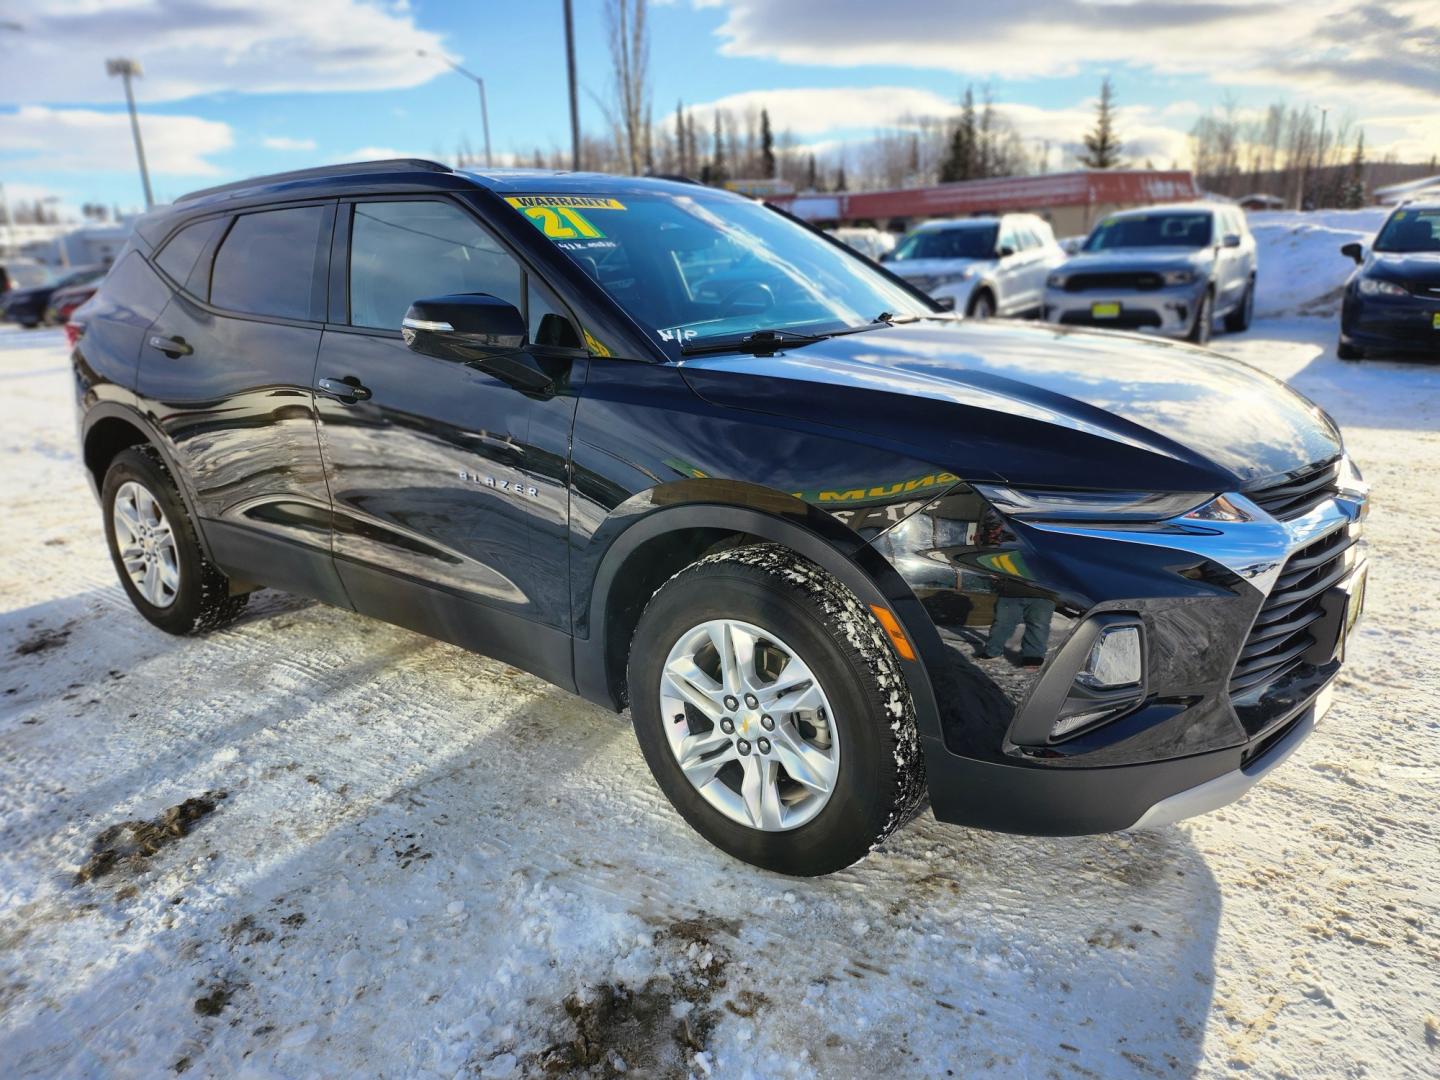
[112,480,180,608]
[659,618,840,832]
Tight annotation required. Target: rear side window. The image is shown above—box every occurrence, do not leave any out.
[348,200,522,331]
[155,217,225,293]
[210,205,328,320]
[93,251,170,324]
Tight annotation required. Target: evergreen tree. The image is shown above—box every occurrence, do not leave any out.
[760,108,776,178]
[835,163,848,191]
[806,153,819,192]
[710,112,727,184]
[1079,77,1124,169]
[939,86,977,182]
[1343,131,1367,209]
[675,99,687,174]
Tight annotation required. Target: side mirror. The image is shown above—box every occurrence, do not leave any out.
[402,293,526,361]
[997,245,1016,258]
[1340,242,1364,264]
[403,292,559,397]
[878,251,893,263]
[1221,233,1242,248]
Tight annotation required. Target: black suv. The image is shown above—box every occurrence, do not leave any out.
[73,160,1369,875]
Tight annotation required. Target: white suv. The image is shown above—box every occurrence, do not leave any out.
[883,214,1066,318]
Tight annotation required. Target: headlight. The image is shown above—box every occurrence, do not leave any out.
[1357,276,1407,297]
[973,484,1216,523]
[1162,269,1196,286]
[1047,273,1068,289]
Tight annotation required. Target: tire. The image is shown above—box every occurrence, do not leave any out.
[967,291,995,320]
[101,446,249,635]
[628,544,926,876]
[1337,339,1365,361]
[1223,278,1254,333]
[1187,287,1214,345]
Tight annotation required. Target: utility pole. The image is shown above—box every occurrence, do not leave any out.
[106,58,154,208]
[418,50,492,168]
[563,0,581,170]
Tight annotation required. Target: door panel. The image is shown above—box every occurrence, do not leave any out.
[136,202,346,604]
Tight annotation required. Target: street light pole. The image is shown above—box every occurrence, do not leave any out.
[106,58,154,209]
[417,50,492,167]
[563,0,581,170]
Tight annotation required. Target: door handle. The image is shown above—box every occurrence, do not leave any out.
[317,376,372,404]
[148,334,193,358]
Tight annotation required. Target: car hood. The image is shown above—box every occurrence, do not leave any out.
[680,320,1341,490]
[1061,248,1210,274]
[1370,251,1440,284]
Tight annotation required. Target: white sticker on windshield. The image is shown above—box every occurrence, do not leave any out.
[658,327,698,343]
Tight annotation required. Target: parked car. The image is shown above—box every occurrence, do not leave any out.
[1044,203,1257,344]
[2,264,106,328]
[74,160,1368,876]
[828,226,896,262]
[1337,202,1440,360]
[1,259,52,298]
[883,214,1064,318]
[46,281,100,326]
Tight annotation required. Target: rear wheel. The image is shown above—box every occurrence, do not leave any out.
[1223,278,1254,333]
[1337,339,1365,361]
[102,446,249,635]
[628,544,926,876]
[1187,287,1214,345]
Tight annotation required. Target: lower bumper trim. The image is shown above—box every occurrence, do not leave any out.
[1128,684,1331,829]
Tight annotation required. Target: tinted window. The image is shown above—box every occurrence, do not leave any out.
[349,200,522,330]
[1374,208,1440,253]
[1084,211,1214,251]
[92,252,170,324]
[210,206,327,320]
[156,217,225,291]
[893,224,999,261]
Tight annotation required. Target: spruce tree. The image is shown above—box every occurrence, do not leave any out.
[760,108,777,178]
[1079,77,1124,169]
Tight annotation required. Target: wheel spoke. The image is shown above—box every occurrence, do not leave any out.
[772,727,837,794]
[740,755,785,830]
[709,621,757,692]
[758,656,818,704]
[663,662,723,720]
[675,732,735,787]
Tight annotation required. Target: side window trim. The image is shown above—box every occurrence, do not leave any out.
[202,198,337,326]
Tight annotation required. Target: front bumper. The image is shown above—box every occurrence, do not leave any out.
[1341,290,1440,354]
[1044,283,1204,337]
[872,470,1367,834]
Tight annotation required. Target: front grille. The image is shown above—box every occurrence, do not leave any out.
[1229,525,1357,697]
[1062,272,1164,292]
[1244,460,1341,521]
[1058,310,1163,330]
[1404,281,1440,298]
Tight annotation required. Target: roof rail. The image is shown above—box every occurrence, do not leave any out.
[176,158,453,203]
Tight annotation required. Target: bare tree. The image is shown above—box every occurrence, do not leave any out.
[605,0,651,174]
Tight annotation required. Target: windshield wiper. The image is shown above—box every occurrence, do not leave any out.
[680,327,829,357]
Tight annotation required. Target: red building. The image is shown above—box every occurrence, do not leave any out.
[771,169,1201,237]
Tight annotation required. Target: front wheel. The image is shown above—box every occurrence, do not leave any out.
[967,291,995,320]
[1223,278,1254,333]
[1337,338,1365,361]
[628,545,926,876]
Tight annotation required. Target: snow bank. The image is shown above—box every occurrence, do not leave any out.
[1250,208,1389,318]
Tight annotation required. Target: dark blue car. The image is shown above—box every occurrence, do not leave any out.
[1338,202,1440,359]
[70,160,1369,874]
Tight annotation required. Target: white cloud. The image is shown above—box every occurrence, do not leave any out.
[0,105,234,175]
[1,0,447,102]
[262,136,317,151]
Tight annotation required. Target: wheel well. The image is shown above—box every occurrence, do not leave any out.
[84,416,150,487]
[603,527,760,708]
[967,287,995,314]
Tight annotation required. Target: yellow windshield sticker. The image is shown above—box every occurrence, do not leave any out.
[505,195,626,241]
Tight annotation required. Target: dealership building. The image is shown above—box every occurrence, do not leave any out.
[771,169,1202,239]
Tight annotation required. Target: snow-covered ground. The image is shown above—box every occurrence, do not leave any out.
[2,306,1438,1078]
[1247,208,1389,318]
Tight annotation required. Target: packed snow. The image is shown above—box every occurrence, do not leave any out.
[2,219,1438,1077]
[1247,208,1389,319]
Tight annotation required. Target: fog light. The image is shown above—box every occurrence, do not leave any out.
[1051,709,1112,740]
[1076,626,1142,689]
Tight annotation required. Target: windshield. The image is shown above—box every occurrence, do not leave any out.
[892,225,998,261]
[1084,212,1213,251]
[5,264,52,289]
[505,191,931,348]
[1374,208,1440,253]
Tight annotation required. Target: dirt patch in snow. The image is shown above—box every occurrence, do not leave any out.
[73,792,227,886]
[14,624,71,657]
[530,914,740,1077]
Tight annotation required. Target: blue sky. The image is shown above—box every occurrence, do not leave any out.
[1,0,1436,216]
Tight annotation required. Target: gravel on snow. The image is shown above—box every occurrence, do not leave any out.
[0,320,1437,1079]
